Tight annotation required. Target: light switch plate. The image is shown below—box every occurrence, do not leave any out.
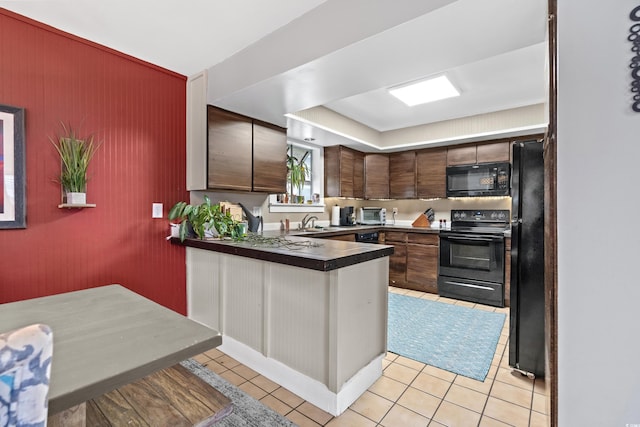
[152,203,163,218]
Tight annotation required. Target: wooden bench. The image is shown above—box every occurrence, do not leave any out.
[63,364,232,426]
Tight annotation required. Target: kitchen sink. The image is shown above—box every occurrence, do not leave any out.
[298,227,339,233]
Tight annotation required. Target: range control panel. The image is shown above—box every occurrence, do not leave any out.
[451,210,510,224]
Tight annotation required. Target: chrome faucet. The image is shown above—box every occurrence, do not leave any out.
[301,214,318,229]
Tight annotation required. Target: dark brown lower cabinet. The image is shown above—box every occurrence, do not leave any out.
[385,231,407,287]
[389,244,407,286]
[386,232,438,294]
[406,234,439,294]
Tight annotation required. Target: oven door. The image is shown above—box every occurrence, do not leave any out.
[439,232,505,283]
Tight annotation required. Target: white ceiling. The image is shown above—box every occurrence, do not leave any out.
[0,0,548,151]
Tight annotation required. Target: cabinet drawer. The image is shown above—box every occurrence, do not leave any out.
[407,233,438,245]
[326,233,356,242]
[385,231,407,243]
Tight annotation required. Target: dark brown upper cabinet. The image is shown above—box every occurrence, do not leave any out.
[208,107,253,191]
[324,145,364,198]
[353,150,365,199]
[389,151,416,199]
[207,106,286,193]
[476,141,511,164]
[416,147,447,199]
[364,153,389,199]
[447,141,511,166]
[446,144,477,166]
[252,120,287,193]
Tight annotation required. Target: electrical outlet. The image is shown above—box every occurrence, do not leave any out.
[392,207,398,214]
[152,203,163,218]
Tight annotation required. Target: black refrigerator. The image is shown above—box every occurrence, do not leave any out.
[509,140,545,378]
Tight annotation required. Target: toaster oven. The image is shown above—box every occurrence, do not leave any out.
[358,207,386,225]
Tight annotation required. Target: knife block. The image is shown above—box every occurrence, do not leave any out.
[411,213,431,228]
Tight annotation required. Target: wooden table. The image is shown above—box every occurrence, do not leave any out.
[0,285,222,420]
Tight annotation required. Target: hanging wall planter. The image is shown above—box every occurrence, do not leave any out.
[66,192,87,205]
[50,122,101,208]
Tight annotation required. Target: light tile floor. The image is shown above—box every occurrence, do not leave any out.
[193,286,548,427]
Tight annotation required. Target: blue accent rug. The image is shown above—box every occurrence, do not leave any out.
[388,293,506,381]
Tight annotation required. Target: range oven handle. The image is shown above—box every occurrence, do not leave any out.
[442,235,503,243]
[443,281,496,291]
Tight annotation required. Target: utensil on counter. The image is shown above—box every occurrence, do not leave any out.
[238,203,263,233]
[424,208,435,223]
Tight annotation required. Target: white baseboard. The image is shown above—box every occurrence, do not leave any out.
[219,336,383,416]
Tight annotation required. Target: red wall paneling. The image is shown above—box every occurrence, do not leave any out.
[0,9,189,313]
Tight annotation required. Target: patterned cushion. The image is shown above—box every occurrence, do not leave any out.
[0,324,53,427]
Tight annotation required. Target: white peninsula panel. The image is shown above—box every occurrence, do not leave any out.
[185,239,390,416]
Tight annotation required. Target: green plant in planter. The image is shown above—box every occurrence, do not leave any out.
[50,122,101,196]
[287,151,309,203]
[168,196,244,242]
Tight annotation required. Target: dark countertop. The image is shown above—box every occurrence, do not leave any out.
[290,224,441,238]
[172,234,394,272]
[289,224,511,238]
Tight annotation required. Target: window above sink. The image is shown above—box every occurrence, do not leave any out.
[269,141,325,213]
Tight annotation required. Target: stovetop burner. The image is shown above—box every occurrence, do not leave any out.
[447,209,510,235]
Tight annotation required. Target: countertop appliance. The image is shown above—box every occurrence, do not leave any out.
[355,231,380,243]
[339,206,355,226]
[509,140,545,378]
[446,162,510,197]
[438,209,510,307]
[358,207,386,225]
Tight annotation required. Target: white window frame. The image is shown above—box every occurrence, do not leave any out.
[269,140,325,213]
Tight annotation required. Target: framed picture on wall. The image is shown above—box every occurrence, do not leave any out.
[0,104,26,229]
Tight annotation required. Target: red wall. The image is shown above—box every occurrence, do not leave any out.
[0,9,189,313]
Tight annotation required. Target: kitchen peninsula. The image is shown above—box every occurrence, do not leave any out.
[173,234,393,416]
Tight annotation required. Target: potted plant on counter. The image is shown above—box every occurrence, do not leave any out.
[50,122,101,205]
[168,196,245,241]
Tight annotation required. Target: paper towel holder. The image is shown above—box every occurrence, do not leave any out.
[331,205,341,226]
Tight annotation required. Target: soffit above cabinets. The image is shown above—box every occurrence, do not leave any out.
[0,0,548,151]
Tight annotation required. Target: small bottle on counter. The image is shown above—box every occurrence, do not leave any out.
[443,219,447,229]
[285,218,290,232]
[280,220,285,231]
[439,219,443,228]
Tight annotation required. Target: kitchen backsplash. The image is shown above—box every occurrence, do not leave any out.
[187,191,511,231]
[261,196,511,230]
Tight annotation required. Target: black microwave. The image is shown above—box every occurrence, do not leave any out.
[446,162,510,197]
